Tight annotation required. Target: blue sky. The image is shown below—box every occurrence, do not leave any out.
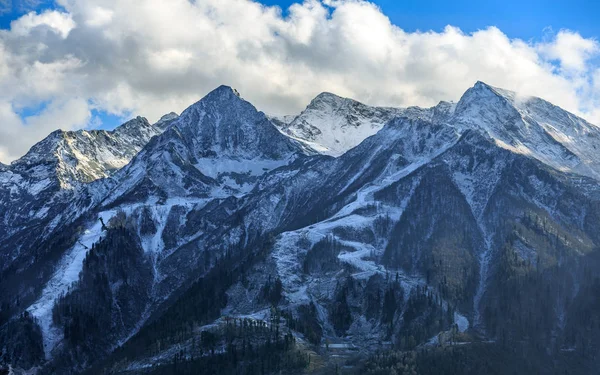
[1,0,598,130]
[0,0,56,28]
[3,0,598,38]
[0,0,599,161]
[261,0,599,40]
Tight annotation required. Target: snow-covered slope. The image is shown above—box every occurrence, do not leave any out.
[275,93,403,156]
[0,113,175,278]
[275,92,456,157]
[452,81,600,180]
[27,211,118,358]
[10,116,174,190]
[92,85,307,207]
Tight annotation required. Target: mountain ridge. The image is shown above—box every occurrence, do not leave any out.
[2,81,600,374]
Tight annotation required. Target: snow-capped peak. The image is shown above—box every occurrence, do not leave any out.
[183,85,241,111]
[9,115,168,189]
[172,85,302,160]
[154,112,179,130]
[96,86,308,204]
[453,81,600,179]
[307,91,348,108]
[280,92,406,156]
[157,112,179,122]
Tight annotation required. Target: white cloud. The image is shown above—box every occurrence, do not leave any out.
[0,0,599,162]
[84,6,113,27]
[538,30,599,73]
[148,49,194,71]
[10,9,75,38]
[0,98,90,161]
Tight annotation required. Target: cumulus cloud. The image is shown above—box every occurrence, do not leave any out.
[0,0,599,162]
[0,98,90,161]
[10,9,75,37]
[538,30,599,73]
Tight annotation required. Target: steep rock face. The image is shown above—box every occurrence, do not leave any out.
[176,86,300,160]
[11,116,168,189]
[92,86,307,208]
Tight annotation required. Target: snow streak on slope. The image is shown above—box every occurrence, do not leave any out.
[473,232,493,333]
[27,211,117,358]
[273,120,459,310]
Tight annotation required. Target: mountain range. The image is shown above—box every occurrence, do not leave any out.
[1,81,600,374]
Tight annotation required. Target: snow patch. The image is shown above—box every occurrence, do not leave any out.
[27,211,117,358]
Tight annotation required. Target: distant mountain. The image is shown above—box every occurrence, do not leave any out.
[0,112,174,309]
[273,92,455,156]
[2,82,600,375]
[451,81,600,179]
[11,115,176,189]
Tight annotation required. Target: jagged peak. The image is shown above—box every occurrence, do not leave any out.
[464,81,517,103]
[455,81,587,128]
[179,86,260,122]
[112,116,151,134]
[9,114,165,189]
[155,112,179,124]
[38,116,155,140]
[154,112,180,132]
[307,92,355,109]
[468,81,501,97]
[473,80,492,89]
[473,80,506,93]
[432,100,456,113]
[313,91,345,101]
[120,116,150,127]
[12,130,67,166]
[159,85,302,160]
[201,85,241,102]
[455,81,518,117]
[178,85,250,121]
[435,100,455,107]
